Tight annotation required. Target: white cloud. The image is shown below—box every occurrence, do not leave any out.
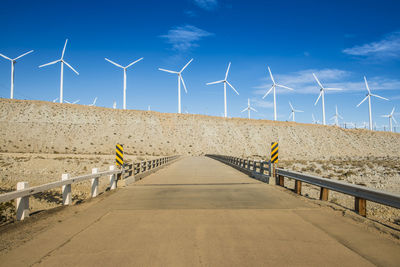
[251,97,273,109]
[160,25,213,52]
[343,31,400,59]
[193,0,218,10]
[253,68,400,97]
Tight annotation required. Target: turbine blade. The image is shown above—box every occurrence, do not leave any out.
[226,81,239,95]
[289,101,294,110]
[357,96,369,107]
[61,39,68,59]
[180,58,193,72]
[371,94,389,101]
[64,100,71,104]
[262,86,274,99]
[289,113,293,119]
[105,58,124,68]
[393,117,398,124]
[381,115,390,118]
[180,76,187,93]
[313,73,323,88]
[206,80,224,85]
[364,76,370,93]
[72,100,80,104]
[250,107,258,112]
[391,107,395,115]
[295,110,304,113]
[276,84,294,90]
[0,54,12,61]
[241,107,248,113]
[63,60,79,75]
[338,114,344,119]
[158,68,178,74]
[14,50,34,60]
[314,92,322,105]
[126,57,143,69]
[268,66,275,84]
[325,88,342,91]
[225,62,231,80]
[39,59,60,68]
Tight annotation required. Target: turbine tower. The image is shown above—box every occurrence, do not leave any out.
[0,50,34,99]
[381,107,397,132]
[39,39,79,104]
[105,57,143,110]
[288,101,303,122]
[313,73,341,125]
[262,66,294,121]
[330,105,343,126]
[356,76,388,130]
[158,59,193,114]
[241,98,257,119]
[206,62,239,118]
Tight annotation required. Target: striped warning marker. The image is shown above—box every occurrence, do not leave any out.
[116,144,124,166]
[271,142,278,163]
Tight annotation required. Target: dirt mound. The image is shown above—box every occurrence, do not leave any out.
[0,98,399,160]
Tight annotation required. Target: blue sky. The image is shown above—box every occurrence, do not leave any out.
[1,0,400,128]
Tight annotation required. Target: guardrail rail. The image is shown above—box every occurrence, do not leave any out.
[206,154,400,217]
[0,155,180,221]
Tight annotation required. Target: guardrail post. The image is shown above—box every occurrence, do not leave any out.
[16,182,29,221]
[278,175,285,187]
[320,187,329,201]
[355,197,367,217]
[260,162,264,174]
[109,166,117,190]
[294,180,302,195]
[62,174,72,205]
[268,161,272,177]
[91,168,99,198]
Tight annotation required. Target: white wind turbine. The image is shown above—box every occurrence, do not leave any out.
[0,50,34,99]
[158,58,193,114]
[330,105,343,126]
[241,98,257,119]
[381,107,397,132]
[312,113,320,124]
[262,66,294,121]
[313,73,341,125]
[357,76,389,130]
[105,57,143,110]
[88,97,97,106]
[39,39,79,104]
[206,62,239,118]
[288,101,303,122]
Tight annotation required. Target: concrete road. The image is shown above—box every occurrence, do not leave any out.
[1,156,400,266]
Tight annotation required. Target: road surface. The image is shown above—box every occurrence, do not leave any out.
[1,156,399,266]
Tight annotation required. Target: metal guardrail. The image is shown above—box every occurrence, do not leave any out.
[0,155,180,221]
[207,154,400,217]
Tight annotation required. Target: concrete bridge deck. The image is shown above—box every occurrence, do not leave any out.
[1,156,400,266]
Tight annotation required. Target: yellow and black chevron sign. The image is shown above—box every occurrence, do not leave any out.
[271,142,278,163]
[116,144,124,166]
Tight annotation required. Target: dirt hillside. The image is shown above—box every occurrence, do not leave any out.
[0,98,399,160]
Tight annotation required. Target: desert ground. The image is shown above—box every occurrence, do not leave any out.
[0,98,399,225]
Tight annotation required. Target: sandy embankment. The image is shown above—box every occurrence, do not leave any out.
[0,98,399,224]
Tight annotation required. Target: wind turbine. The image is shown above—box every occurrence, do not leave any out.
[105,57,143,110]
[241,98,257,119]
[330,105,343,126]
[381,107,397,132]
[356,76,389,130]
[288,101,303,122]
[158,58,193,114]
[262,66,294,121]
[206,62,239,118]
[0,50,34,99]
[113,101,117,109]
[88,97,97,106]
[313,73,341,125]
[64,99,79,104]
[39,39,79,104]
[312,114,320,124]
